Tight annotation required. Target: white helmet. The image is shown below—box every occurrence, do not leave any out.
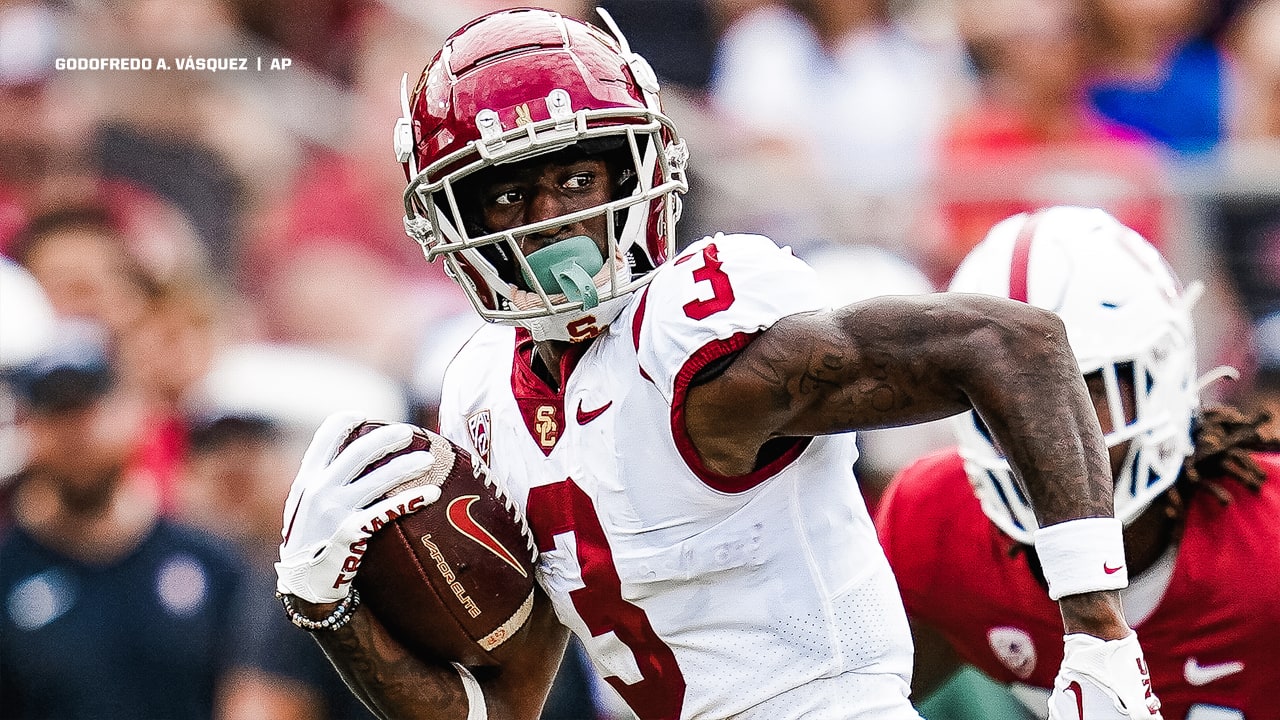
[948,206,1198,543]
[0,257,56,479]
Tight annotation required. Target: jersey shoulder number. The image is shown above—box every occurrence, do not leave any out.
[634,233,825,400]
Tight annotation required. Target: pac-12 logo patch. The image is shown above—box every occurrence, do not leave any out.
[988,626,1037,679]
[467,410,491,467]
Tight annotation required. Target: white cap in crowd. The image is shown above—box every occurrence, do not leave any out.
[188,343,409,441]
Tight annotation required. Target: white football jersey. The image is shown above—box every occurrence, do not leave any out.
[439,234,918,720]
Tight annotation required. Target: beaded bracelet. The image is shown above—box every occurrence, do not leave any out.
[276,589,361,632]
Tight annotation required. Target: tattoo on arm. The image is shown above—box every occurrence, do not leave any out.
[310,610,469,720]
[691,295,1113,528]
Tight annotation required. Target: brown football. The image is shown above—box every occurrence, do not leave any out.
[344,422,537,666]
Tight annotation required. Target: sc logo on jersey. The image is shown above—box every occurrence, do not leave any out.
[535,406,558,448]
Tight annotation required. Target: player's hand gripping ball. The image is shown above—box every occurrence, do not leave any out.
[343,421,538,667]
[276,415,441,605]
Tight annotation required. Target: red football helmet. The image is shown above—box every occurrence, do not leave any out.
[396,7,688,342]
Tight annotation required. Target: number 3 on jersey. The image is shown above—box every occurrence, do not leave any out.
[677,243,735,320]
[525,480,686,720]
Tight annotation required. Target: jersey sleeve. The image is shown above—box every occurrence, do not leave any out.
[437,376,470,452]
[436,331,490,457]
[634,233,827,404]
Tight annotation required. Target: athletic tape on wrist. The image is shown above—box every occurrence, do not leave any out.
[451,662,487,720]
[1033,517,1128,600]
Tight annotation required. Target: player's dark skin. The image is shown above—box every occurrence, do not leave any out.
[909,371,1173,696]
[296,154,1128,719]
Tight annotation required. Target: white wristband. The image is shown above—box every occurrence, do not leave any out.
[451,662,487,720]
[1033,517,1128,600]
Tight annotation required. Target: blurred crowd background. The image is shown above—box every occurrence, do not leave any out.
[1,0,1278,718]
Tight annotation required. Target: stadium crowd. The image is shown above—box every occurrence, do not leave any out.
[1,0,1278,718]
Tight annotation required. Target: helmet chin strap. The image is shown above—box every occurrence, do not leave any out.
[519,294,633,343]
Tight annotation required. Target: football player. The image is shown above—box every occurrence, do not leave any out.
[876,206,1279,719]
[273,9,1165,720]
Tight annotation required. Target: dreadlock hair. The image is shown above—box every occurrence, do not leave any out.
[1164,406,1280,514]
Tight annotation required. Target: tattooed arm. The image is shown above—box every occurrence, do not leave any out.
[294,588,568,720]
[684,292,1128,638]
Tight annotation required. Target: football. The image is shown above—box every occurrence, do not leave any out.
[345,422,537,666]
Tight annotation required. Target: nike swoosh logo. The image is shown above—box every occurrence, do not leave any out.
[1103,562,1124,574]
[576,399,613,425]
[1184,657,1244,686]
[1067,680,1084,720]
[447,496,528,578]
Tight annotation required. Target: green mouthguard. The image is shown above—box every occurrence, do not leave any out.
[522,235,605,310]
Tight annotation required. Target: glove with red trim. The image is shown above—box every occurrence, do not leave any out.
[275,412,440,604]
[1048,631,1163,720]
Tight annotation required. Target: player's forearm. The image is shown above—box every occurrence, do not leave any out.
[821,293,1114,525]
[939,300,1132,638]
[297,599,471,720]
[1057,591,1130,640]
[293,590,570,720]
[952,301,1114,526]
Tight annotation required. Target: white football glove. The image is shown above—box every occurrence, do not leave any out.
[275,412,441,604]
[1048,632,1163,720]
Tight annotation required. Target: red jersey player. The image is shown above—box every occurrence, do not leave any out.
[876,206,1280,720]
